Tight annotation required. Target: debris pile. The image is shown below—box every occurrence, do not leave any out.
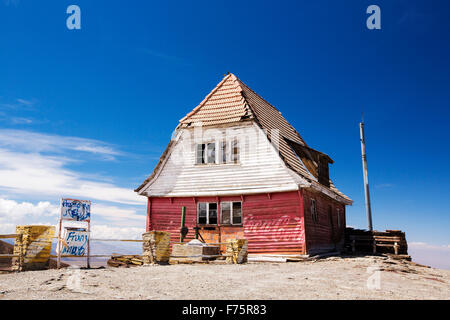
[170,240,220,264]
[345,228,409,257]
[142,231,170,265]
[107,255,143,268]
[226,239,248,264]
[13,225,55,271]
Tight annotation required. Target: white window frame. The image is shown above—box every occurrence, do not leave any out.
[196,142,218,165]
[197,202,218,225]
[220,201,242,225]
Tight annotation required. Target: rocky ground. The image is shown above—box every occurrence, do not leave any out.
[0,255,449,300]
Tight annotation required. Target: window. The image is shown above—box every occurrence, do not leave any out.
[197,202,218,225]
[196,143,216,164]
[231,139,239,163]
[220,140,227,164]
[196,144,206,164]
[220,201,242,225]
[207,142,216,164]
[310,199,318,223]
[197,139,239,165]
[232,202,242,224]
[337,208,341,228]
[221,202,231,224]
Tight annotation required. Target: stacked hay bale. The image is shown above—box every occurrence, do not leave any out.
[12,225,55,271]
[142,231,170,265]
[226,239,248,264]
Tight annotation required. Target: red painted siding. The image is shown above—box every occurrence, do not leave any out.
[147,191,307,255]
[242,191,305,254]
[302,189,346,254]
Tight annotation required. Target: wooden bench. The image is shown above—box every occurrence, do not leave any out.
[373,236,402,255]
[349,235,376,254]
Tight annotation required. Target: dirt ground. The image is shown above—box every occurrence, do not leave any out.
[0,255,449,300]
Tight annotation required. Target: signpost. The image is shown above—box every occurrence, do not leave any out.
[57,198,91,269]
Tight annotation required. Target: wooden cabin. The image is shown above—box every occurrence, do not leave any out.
[136,73,352,255]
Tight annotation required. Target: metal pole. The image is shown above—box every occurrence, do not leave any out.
[87,221,91,269]
[87,200,91,269]
[57,199,63,269]
[360,121,373,231]
[180,206,186,243]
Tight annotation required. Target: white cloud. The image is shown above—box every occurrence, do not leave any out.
[16,98,33,106]
[0,129,147,240]
[10,117,33,124]
[0,129,121,158]
[0,129,145,205]
[0,198,59,223]
[0,198,146,242]
[93,203,146,226]
[0,198,145,227]
[0,222,17,234]
[90,224,145,240]
[0,148,143,205]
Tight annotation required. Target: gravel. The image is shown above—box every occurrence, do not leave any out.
[0,255,449,300]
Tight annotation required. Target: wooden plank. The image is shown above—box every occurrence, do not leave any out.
[0,234,19,239]
[0,254,20,258]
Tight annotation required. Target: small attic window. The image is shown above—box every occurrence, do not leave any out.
[196,143,216,164]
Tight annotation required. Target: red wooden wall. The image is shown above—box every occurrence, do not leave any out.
[302,189,346,254]
[147,189,345,255]
[147,191,306,255]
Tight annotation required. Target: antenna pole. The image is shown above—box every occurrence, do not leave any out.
[360,121,373,231]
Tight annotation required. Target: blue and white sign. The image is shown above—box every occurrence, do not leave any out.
[57,229,88,256]
[61,198,91,221]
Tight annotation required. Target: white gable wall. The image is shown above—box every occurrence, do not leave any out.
[141,122,309,197]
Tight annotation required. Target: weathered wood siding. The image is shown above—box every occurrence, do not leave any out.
[242,191,306,254]
[142,123,303,197]
[302,189,346,254]
[147,191,306,255]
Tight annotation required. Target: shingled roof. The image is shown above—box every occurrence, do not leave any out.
[136,73,351,204]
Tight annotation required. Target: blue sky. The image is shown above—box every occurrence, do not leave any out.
[0,1,449,267]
